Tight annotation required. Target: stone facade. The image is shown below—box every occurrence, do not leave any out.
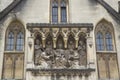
[0,0,120,80]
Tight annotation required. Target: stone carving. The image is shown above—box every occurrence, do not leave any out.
[78,40,87,66]
[34,35,87,69]
[34,39,45,65]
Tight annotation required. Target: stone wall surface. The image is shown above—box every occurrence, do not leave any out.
[0,0,120,80]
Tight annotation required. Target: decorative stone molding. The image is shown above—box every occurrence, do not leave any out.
[26,68,95,76]
[27,23,94,78]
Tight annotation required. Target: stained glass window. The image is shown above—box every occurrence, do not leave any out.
[105,32,113,51]
[61,1,67,22]
[16,32,24,51]
[96,32,104,51]
[52,1,58,23]
[6,32,14,51]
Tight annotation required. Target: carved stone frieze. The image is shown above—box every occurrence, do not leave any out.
[33,27,88,69]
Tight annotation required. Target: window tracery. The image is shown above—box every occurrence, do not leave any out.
[51,0,68,23]
[95,22,114,51]
[2,21,25,80]
[95,19,119,80]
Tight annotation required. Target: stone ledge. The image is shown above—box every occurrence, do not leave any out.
[27,23,93,28]
[26,68,95,73]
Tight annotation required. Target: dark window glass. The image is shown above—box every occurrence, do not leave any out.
[16,32,24,51]
[96,32,104,51]
[6,32,14,51]
[52,1,58,23]
[61,1,67,22]
[105,32,113,51]
[61,7,67,22]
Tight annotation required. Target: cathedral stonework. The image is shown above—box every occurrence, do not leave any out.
[26,25,95,80]
[0,0,120,80]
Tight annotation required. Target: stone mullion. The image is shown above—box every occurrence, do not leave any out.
[76,74,79,80]
[64,37,68,48]
[82,73,85,80]
[106,54,111,79]
[104,54,110,79]
[75,37,79,49]
[53,38,57,48]
[71,74,74,80]
[54,73,56,80]
[12,55,16,79]
[42,37,46,48]
[66,0,69,23]
[14,31,17,51]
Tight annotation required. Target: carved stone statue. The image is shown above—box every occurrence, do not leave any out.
[34,39,50,68]
[78,40,87,66]
[54,49,67,68]
[45,47,56,68]
[34,39,43,65]
[34,38,87,69]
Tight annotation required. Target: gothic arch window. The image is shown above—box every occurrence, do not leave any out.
[61,0,67,22]
[95,20,115,51]
[51,0,68,23]
[57,34,64,49]
[95,19,119,80]
[2,21,25,79]
[52,0,58,23]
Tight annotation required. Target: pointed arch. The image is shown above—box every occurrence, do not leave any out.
[45,33,53,48]
[51,0,68,23]
[67,33,75,49]
[56,34,64,49]
[95,18,114,33]
[3,20,25,79]
[78,32,86,44]
[34,33,42,49]
[95,18,115,51]
[52,0,58,23]
[61,0,67,22]
[5,20,25,51]
[95,19,119,79]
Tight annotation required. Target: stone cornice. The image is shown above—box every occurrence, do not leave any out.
[27,23,93,28]
[0,0,23,21]
[26,68,95,75]
[97,0,120,22]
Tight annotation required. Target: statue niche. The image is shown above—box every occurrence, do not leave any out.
[34,34,49,68]
[78,34,87,66]
[46,34,53,48]
[68,34,75,49]
[56,35,64,49]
